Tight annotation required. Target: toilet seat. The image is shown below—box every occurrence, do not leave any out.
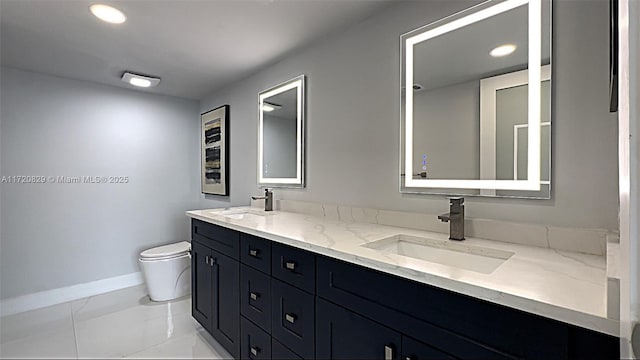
[139,241,190,261]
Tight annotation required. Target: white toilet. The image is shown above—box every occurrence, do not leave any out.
[139,241,192,301]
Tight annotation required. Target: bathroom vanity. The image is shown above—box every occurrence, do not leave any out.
[187,1,623,358]
[187,208,619,360]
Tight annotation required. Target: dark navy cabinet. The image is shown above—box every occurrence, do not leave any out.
[192,219,240,258]
[191,220,241,358]
[241,317,272,360]
[272,338,303,360]
[192,219,619,360]
[237,227,314,359]
[402,336,457,360]
[241,233,272,274]
[271,279,315,359]
[191,240,213,333]
[271,243,316,294]
[316,298,401,360]
[316,256,618,360]
[210,248,240,357]
[240,265,272,332]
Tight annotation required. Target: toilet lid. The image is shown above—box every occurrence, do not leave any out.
[140,241,191,259]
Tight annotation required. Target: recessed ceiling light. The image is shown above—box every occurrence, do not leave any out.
[129,78,151,87]
[262,102,281,112]
[489,44,517,57]
[89,4,126,24]
[121,72,160,88]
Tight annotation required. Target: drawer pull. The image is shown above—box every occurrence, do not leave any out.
[204,255,209,264]
[249,249,259,257]
[250,346,260,356]
[285,261,296,270]
[250,292,259,301]
[285,313,297,324]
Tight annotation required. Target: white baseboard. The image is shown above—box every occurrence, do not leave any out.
[0,272,145,317]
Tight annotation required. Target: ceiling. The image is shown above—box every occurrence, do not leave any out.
[0,0,391,99]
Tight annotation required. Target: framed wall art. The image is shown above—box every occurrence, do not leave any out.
[201,105,229,195]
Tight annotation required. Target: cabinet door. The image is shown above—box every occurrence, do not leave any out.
[241,317,272,360]
[191,240,212,333]
[272,339,303,360]
[316,298,401,360]
[211,249,241,358]
[240,265,271,332]
[272,279,315,359]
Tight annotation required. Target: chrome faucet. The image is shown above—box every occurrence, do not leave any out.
[437,197,465,241]
[251,188,273,211]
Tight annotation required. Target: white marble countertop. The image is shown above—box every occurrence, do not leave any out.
[186,207,619,336]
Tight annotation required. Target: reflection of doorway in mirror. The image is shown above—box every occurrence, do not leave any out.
[494,79,551,183]
[513,122,550,183]
[479,65,551,197]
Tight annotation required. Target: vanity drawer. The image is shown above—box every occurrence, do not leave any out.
[191,219,240,260]
[272,338,303,360]
[241,317,271,360]
[240,233,272,274]
[317,256,561,359]
[272,243,315,293]
[271,279,315,359]
[240,265,271,332]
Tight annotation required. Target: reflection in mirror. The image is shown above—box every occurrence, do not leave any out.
[258,75,305,187]
[483,65,551,197]
[264,88,297,178]
[400,0,551,198]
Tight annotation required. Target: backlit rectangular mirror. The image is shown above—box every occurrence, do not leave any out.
[258,75,305,188]
[400,0,551,198]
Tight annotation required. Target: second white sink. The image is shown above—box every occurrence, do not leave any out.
[209,209,272,219]
[362,234,514,274]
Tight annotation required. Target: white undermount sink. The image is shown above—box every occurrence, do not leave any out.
[361,234,514,274]
[209,209,272,219]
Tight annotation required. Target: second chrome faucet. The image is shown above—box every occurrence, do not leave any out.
[251,188,274,211]
[437,197,465,241]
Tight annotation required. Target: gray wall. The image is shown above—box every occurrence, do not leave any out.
[200,0,618,231]
[0,67,200,299]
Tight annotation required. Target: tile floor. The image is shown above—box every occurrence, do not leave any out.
[0,285,232,359]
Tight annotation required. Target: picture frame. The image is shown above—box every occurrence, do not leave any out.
[201,105,229,195]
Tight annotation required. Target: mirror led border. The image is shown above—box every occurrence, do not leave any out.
[404,0,542,191]
[258,75,305,187]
